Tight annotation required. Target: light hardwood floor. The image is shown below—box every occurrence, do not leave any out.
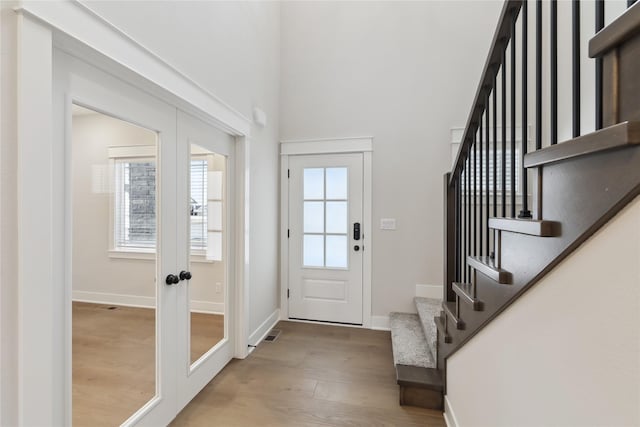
[72,302,224,427]
[171,321,446,427]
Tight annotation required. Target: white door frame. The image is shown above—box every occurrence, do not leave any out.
[14,3,252,425]
[280,137,373,328]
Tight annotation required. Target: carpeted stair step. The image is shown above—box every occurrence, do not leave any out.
[414,297,441,363]
[389,312,435,369]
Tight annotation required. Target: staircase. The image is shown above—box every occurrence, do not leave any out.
[389,298,443,408]
[391,0,640,409]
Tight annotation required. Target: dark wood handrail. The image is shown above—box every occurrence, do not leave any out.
[449,0,523,185]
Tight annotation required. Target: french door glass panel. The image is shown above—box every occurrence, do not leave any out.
[71,106,159,427]
[188,143,226,365]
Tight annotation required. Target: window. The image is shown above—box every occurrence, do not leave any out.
[113,158,157,250]
[110,146,223,260]
[463,145,521,194]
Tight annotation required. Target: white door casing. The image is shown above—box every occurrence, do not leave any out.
[280,138,373,327]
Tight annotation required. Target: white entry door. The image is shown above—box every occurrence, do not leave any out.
[288,154,364,324]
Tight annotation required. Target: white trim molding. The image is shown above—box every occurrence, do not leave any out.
[371,315,391,331]
[280,137,373,329]
[280,136,373,155]
[15,1,251,137]
[416,284,444,300]
[444,396,459,427]
[247,309,280,349]
[72,291,225,314]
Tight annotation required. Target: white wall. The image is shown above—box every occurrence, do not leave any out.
[0,2,19,425]
[72,112,225,311]
[446,196,640,427]
[280,1,504,315]
[78,1,282,333]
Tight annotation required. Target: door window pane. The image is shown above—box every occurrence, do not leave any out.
[326,167,347,199]
[303,235,324,267]
[304,168,324,199]
[304,202,324,233]
[190,144,226,366]
[326,201,347,234]
[326,235,348,268]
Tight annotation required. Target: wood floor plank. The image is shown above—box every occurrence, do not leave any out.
[172,320,445,426]
[73,302,224,427]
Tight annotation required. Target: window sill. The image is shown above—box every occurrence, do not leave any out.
[108,250,218,263]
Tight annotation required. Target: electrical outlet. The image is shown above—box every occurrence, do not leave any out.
[215,282,221,293]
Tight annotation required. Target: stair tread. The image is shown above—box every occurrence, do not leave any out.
[524,121,640,168]
[589,2,640,57]
[396,364,444,391]
[467,256,512,284]
[452,282,484,311]
[389,312,435,369]
[414,297,440,363]
[488,218,560,237]
[442,301,464,329]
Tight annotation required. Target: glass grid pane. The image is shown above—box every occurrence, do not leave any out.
[304,202,324,233]
[326,167,347,199]
[303,235,324,267]
[326,235,347,268]
[326,201,347,234]
[304,168,324,199]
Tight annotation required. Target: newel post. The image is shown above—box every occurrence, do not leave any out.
[443,173,456,302]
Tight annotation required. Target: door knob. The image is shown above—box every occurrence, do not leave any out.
[165,274,180,285]
[179,270,192,281]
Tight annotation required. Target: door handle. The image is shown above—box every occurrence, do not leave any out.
[179,270,192,281]
[165,274,180,285]
[353,222,361,241]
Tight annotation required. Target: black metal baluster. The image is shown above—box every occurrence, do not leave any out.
[462,168,467,283]
[473,135,477,256]
[492,78,497,257]
[551,0,558,144]
[479,116,483,256]
[502,54,507,217]
[467,154,471,279]
[511,18,516,218]
[572,0,580,138]
[456,177,461,282]
[536,0,543,149]
[485,93,490,255]
[596,0,604,130]
[520,1,532,219]
[493,79,498,217]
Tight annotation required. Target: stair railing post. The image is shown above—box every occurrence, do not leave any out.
[444,172,456,302]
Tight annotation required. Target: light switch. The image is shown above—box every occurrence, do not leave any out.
[380,218,396,230]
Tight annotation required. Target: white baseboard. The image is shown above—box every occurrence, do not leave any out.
[444,396,459,427]
[247,308,280,347]
[72,290,224,314]
[416,284,443,300]
[371,315,390,331]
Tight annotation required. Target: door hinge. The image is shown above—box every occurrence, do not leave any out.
[287,289,290,298]
[287,169,290,178]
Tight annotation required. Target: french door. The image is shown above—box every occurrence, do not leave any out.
[288,154,364,324]
[55,48,233,426]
